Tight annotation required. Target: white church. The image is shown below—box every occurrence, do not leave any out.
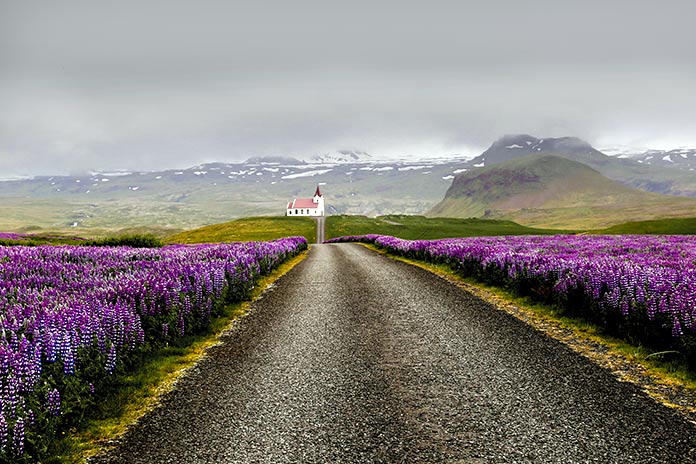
[286,186,325,217]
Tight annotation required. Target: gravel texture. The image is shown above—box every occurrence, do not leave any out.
[92,243,696,463]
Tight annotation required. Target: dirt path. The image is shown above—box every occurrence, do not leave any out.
[93,244,696,463]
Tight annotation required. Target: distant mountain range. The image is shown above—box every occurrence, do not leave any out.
[621,148,696,171]
[2,136,696,232]
[307,150,374,164]
[0,156,468,231]
[245,150,375,165]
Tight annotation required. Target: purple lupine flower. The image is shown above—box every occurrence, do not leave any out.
[47,388,61,416]
[105,344,117,375]
[330,234,696,341]
[0,236,307,451]
[0,412,7,452]
[12,417,24,456]
[26,409,36,427]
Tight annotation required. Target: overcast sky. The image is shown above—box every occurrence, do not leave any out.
[2,0,695,176]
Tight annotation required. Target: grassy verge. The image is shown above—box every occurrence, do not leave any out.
[51,249,308,463]
[361,243,696,418]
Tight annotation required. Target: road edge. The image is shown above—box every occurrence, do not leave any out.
[357,243,696,425]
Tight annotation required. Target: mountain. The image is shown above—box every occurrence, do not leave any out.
[462,135,696,198]
[467,134,607,167]
[622,148,696,171]
[307,150,373,164]
[429,154,696,229]
[5,136,696,233]
[0,157,469,231]
[244,156,305,165]
[600,145,696,171]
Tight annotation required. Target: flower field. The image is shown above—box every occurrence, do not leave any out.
[328,234,696,365]
[0,237,306,461]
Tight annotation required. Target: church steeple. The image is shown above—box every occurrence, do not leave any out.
[314,185,322,197]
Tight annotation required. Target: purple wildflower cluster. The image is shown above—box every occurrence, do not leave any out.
[0,237,306,460]
[0,234,26,241]
[329,234,696,358]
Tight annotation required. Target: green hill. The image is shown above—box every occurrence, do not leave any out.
[165,215,565,245]
[326,215,562,240]
[429,154,696,229]
[166,217,316,244]
[465,134,696,197]
[596,217,696,235]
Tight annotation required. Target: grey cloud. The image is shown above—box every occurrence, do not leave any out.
[1,0,696,176]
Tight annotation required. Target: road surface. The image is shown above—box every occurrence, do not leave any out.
[94,244,696,463]
[314,216,325,244]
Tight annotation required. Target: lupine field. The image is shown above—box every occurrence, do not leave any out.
[328,234,696,366]
[0,237,306,462]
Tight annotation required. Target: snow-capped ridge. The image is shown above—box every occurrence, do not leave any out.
[307,150,373,164]
[609,147,696,171]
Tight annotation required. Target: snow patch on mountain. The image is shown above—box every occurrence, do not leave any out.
[281,169,333,179]
[307,150,373,164]
[605,146,696,169]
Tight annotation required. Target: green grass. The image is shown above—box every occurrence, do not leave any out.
[158,214,696,249]
[49,250,308,463]
[595,217,696,235]
[166,216,316,244]
[105,226,184,240]
[325,215,566,240]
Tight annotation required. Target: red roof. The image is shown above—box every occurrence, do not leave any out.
[288,198,317,209]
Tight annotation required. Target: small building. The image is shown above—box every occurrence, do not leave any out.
[286,186,325,217]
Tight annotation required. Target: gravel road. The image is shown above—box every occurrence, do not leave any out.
[93,243,696,463]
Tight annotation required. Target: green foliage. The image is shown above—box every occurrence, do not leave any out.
[0,235,86,247]
[167,216,316,244]
[325,215,564,240]
[83,234,163,248]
